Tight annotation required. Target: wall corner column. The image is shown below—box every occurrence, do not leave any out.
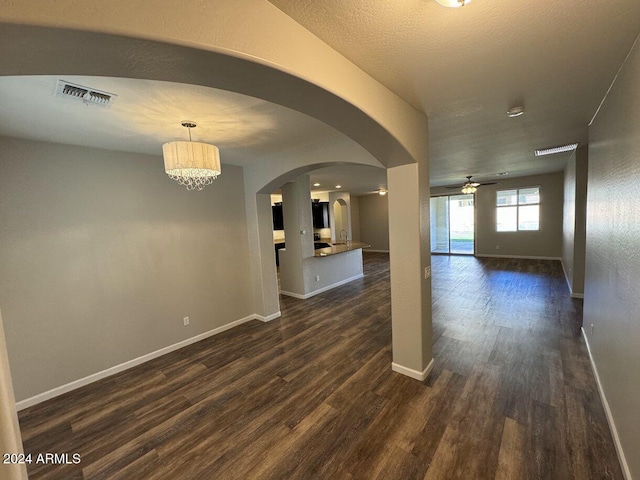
[0,309,28,480]
[387,156,433,381]
[245,192,281,322]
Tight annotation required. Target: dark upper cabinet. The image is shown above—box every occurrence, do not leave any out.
[312,202,329,228]
[272,204,284,230]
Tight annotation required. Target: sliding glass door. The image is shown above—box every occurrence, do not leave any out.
[430,194,475,255]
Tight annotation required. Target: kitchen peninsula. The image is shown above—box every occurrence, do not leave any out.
[314,241,370,257]
[276,174,368,299]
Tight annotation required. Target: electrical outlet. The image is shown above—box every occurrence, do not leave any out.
[315,275,320,282]
[183,316,190,326]
[496,245,500,250]
[424,266,431,279]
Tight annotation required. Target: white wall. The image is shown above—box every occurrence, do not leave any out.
[0,136,254,402]
[584,35,640,479]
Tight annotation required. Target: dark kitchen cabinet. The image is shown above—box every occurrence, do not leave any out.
[272,203,284,230]
[312,202,329,228]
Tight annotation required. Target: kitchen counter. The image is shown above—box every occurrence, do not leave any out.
[314,241,370,257]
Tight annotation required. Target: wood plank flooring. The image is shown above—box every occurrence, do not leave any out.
[18,253,623,479]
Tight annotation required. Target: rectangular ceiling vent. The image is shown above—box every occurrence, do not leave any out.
[534,143,579,157]
[55,80,116,107]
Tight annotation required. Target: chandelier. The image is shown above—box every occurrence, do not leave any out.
[162,121,221,191]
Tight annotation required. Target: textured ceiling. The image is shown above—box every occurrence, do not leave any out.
[269,0,640,185]
[0,75,340,165]
[2,2,639,191]
[0,75,383,193]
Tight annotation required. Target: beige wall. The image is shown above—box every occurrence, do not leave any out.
[584,35,640,479]
[358,193,390,251]
[432,172,564,258]
[0,136,253,402]
[350,195,361,242]
[562,147,588,296]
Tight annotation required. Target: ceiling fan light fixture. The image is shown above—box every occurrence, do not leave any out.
[435,0,471,7]
[378,189,387,196]
[506,106,525,118]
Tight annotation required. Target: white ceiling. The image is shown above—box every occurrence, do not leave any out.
[270,0,640,186]
[1,1,639,192]
[0,75,342,165]
[0,75,385,193]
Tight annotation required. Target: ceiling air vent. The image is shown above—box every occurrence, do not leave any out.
[55,80,116,107]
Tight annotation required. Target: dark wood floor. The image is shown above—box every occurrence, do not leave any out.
[18,253,623,479]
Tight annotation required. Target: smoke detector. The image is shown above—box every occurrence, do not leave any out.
[55,80,116,107]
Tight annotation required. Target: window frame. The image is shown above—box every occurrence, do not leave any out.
[495,186,540,232]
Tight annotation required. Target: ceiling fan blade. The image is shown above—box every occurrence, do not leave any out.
[445,185,463,189]
[478,182,498,186]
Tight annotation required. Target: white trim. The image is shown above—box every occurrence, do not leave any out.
[392,358,434,381]
[582,328,631,480]
[561,259,573,291]
[279,290,306,299]
[280,273,364,300]
[560,260,585,299]
[254,311,281,322]
[475,254,562,261]
[366,249,389,253]
[16,314,258,411]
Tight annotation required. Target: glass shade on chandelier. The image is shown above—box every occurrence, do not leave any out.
[162,121,221,191]
[461,185,477,194]
[163,141,220,191]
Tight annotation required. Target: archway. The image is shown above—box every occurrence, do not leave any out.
[0,14,432,428]
[333,199,348,243]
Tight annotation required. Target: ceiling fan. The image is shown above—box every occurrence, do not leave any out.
[445,176,498,194]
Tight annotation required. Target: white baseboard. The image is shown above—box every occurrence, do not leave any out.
[280,274,364,300]
[16,314,261,411]
[254,311,281,322]
[560,260,585,299]
[561,259,573,291]
[476,254,562,261]
[366,249,389,253]
[391,358,434,382]
[582,328,631,480]
[279,290,306,299]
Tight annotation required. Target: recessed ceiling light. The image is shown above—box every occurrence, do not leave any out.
[313,183,320,187]
[335,185,342,189]
[435,0,471,7]
[535,143,579,156]
[506,106,525,118]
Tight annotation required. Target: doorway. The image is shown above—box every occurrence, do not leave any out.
[430,194,475,255]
